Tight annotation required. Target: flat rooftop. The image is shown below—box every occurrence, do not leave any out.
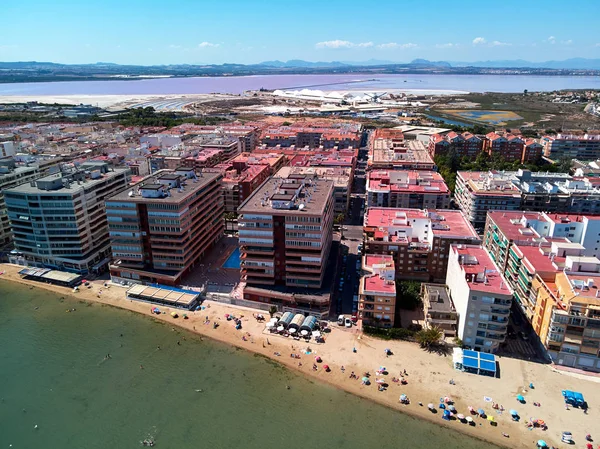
[238,176,333,216]
[6,166,129,195]
[514,245,564,275]
[365,208,478,240]
[275,166,351,188]
[108,169,221,203]
[367,170,449,194]
[451,245,512,296]
[423,284,456,314]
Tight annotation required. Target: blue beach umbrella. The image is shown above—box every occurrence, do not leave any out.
[516,394,525,402]
[510,409,518,416]
[477,408,485,416]
[537,440,547,448]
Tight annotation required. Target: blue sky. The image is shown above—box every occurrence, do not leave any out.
[1,0,599,65]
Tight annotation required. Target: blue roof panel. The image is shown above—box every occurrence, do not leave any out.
[480,360,497,372]
[480,353,496,362]
[462,357,479,368]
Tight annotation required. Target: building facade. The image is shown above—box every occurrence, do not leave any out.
[5,162,130,274]
[421,283,458,337]
[363,208,480,283]
[239,177,334,317]
[446,245,513,353]
[107,168,223,286]
[358,255,396,328]
[542,134,600,161]
[366,170,450,210]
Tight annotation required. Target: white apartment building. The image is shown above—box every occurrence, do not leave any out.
[446,245,513,353]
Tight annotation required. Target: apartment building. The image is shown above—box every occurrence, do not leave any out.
[542,133,600,161]
[522,139,544,163]
[0,158,58,246]
[107,168,223,285]
[181,149,227,170]
[238,177,334,317]
[428,132,483,159]
[506,242,587,320]
[363,208,480,282]
[455,170,600,230]
[5,162,130,274]
[230,152,287,175]
[369,129,435,171]
[366,170,450,210]
[484,133,524,163]
[484,211,600,269]
[260,124,362,149]
[532,270,600,371]
[446,245,513,353]
[275,165,352,214]
[421,283,458,337]
[358,255,396,328]
[219,164,270,213]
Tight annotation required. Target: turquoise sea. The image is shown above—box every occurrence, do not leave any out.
[0,282,499,449]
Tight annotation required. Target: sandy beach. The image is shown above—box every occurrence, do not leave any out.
[2,262,598,449]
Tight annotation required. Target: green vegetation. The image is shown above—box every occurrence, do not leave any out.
[435,150,571,192]
[0,106,227,128]
[362,325,415,341]
[395,280,422,310]
[268,306,278,317]
[415,326,443,349]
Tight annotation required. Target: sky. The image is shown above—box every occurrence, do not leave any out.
[1,0,599,65]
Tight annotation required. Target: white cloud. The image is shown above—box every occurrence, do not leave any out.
[436,43,457,49]
[472,37,486,45]
[490,40,511,47]
[561,39,573,45]
[377,42,417,49]
[315,40,373,49]
[169,44,182,49]
[198,41,219,48]
[547,36,556,44]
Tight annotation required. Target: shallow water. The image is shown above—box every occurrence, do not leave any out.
[0,73,599,96]
[0,282,499,449]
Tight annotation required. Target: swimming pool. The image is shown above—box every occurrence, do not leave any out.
[222,248,241,269]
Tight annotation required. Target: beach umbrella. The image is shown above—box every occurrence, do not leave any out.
[457,414,465,420]
[468,406,474,413]
[289,328,297,334]
[509,409,518,416]
[477,408,485,416]
[312,331,321,337]
[439,403,445,409]
[300,330,308,336]
[465,416,473,423]
[376,378,385,384]
[362,377,370,383]
[516,394,525,402]
[266,322,274,328]
[487,415,495,422]
[444,396,451,403]
[537,440,547,448]
[427,403,434,409]
[400,394,407,401]
[277,325,284,332]
[323,365,330,371]
[315,356,322,362]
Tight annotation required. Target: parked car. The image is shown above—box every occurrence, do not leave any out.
[344,317,353,328]
[337,315,345,326]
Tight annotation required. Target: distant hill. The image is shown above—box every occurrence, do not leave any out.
[451,58,600,70]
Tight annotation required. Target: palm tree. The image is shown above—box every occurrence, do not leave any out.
[416,326,442,349]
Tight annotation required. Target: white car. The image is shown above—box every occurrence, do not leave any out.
[344,317,352,328]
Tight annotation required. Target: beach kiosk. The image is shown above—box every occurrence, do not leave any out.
[276,312,294,330]
[453,348,497,377]
[300,315,318,334]
[288,314,305,332]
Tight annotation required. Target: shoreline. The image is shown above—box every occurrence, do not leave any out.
[2,263,598,449]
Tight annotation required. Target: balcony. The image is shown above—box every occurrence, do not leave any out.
[491,308,510,315]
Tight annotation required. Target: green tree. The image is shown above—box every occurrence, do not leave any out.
[396,280,422,310]
[334,213,345,238]
[268,306,278,317]
[416,326,443,348]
